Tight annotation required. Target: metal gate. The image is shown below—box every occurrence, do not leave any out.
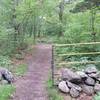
[52,42,100,85]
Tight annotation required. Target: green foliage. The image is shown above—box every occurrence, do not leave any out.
[15,64,27,76]
[94,92,100,100]
[47,78,63,100]
[71,1,91,13]
[0,0,28,56]
[15,53,24,60]
[0,85,15,100]
[85,0,100,7]
[0,56,12,68]
[71,0,100,13]
[0,0,99,55]
[45,22,65,36]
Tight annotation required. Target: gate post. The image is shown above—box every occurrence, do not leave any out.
[51,45,54,86]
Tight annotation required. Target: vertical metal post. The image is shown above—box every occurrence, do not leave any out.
[51,45,54,86]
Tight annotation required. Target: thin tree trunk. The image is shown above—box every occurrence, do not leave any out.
[90,8,96,42]
[58,1,64,36]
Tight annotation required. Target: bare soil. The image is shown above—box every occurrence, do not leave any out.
[12,44,52,100]
[63,93,93,100]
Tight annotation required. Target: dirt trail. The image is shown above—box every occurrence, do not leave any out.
[12,44,52,100]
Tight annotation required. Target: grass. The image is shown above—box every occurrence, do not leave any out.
[15,63,28,76]
[26,36,35,45]
[93,92,100,100]
[47,78,63,100]
[0,85,15,100]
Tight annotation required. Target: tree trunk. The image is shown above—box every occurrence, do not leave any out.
[90,8,96,42]
[58,1,64,36]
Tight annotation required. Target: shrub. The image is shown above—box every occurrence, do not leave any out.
[94,92,100,100]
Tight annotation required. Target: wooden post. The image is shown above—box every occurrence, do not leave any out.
[51,45,54,86]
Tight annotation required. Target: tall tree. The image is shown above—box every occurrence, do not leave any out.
[71,0,100,42]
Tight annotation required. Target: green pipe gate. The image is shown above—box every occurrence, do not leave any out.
[52,42,100,85]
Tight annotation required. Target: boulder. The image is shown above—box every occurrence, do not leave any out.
[94,83,100,93]
[61,68,81,84]
[88,72,100,79]
[67,81,82,92]
[81,85,94,95]
[58,67,100,97]
[97,78,100,82]
[0,67,14,84]
[58,81,69,93]
[85,77,95,86]
[84,64,98,74]
[70,88,80,98]
[76,71,88,80]
[0,73,2,81]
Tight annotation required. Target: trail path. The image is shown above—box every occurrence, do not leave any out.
[12,44,52,100]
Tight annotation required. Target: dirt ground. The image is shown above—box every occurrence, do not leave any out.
[12,44,52,100]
